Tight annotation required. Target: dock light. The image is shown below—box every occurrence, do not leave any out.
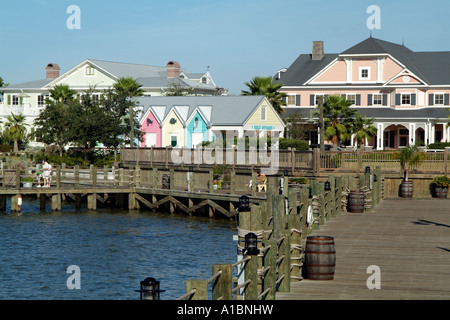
[374,174,378,182]
[283,169,289,177]
[239,195,250,212]
[2,158,5,162]
[365,166,371,174]
[244,232,260,256]
[119,163,124,168]
[324,181,331,191]
[136,277,165,300]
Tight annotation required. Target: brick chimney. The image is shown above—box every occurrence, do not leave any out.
[46,63,60,79]
[312,41,324,60]
[166,61,181,78]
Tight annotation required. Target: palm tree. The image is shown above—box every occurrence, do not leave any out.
[352,113,377,149]
[4,112,28,152]
[321,95,356,146]
[241,76,286,113]
[113,77,144,147]
[49,84,77,103]
[395,145,425,181]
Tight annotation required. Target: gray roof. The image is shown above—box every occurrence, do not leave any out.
[3,79,53,90]
[136,95,269,126]
[282,107,450,121]
[276,37,450,86]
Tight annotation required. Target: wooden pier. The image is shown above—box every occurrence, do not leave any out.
[275,198,450,300]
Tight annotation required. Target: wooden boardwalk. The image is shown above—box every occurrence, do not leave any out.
[276,199,450,300]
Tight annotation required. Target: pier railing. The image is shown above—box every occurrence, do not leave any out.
[174,169,385,300]
[122,147,450,175]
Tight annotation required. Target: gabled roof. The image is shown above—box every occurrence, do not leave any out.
[3,79,53,90]
[136,95,278,127]
[276,37,450,86]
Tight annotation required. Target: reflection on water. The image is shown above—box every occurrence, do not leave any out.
[0,198,237,300]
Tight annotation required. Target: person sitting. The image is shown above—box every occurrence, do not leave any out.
[256,170,267,192]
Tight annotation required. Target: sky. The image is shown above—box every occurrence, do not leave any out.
[1,0,450,94]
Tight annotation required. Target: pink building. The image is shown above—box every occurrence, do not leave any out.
[276,37,450,150]
[139,104,165,148]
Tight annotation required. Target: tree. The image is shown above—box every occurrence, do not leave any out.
[395,145,425,181]
[33,99,71,156]
[241,76,286,113]
[48,84,77,103]
[4,112,28,152]
[165,79,194,96]
[351,113,377,149]
[284,112,307,140]
[113,77,144,147]
[321,95,356,146]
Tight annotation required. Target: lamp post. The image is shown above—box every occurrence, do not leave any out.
[324,180,331,191]
[244,232,260,256]
[238,195,250,212]
[136,277,165,300]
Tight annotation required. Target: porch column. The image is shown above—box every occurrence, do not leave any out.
[409,123,416,146]
[430,122,436,144]
[377,123,384,150]
[425,122,429,145]
[350,133,354,147]
[444,123,449,143]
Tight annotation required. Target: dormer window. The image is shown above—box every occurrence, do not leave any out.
[359,67,370,80]
[201,77,207,84]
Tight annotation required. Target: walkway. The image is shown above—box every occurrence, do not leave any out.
[276,199,450,300]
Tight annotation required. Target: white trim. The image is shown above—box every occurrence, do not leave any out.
[359,67,371,81]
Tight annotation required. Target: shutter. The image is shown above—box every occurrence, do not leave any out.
[395,94,401,105]
[282,96,287,105]
[7,95,11,105]
[444,94,449,106]
[295,95,301,106]
[310,94,315,106]
[356,94,361,106]
[429,94,434,106]
[367,94,372,106]
[382,94,388,106]
[411,94,416,105]
[19,97,23,105]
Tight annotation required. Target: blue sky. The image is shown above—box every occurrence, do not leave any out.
[1,0,449,94]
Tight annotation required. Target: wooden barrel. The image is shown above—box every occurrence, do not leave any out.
[400,180,413,198]
[305,236,336,280]
[347,190,364,213]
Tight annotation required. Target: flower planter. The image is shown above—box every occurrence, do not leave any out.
[435,186,448,199]
[23,182,33,188]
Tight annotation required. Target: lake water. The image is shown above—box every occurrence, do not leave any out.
[0,198,238,300]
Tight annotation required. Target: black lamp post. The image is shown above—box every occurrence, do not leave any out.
[374,174,378,182]
[244,232,260,256]
[239,195,250,212]
[324,180,331,191]
[365,166,371,174]
[136,277,165,300]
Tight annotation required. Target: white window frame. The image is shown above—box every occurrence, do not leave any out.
[346,93,356,106]
[287,95,296,106]
[372,93,382,105]
[401,93,411,106]
[359,67,371,80]
[37,94,48,106]
[12,95,20,105]
[434,93,444,105]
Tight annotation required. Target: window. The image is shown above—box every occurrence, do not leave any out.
[346,94,356,105]
[359,67,370,80]
[401,94,411,105]
[201,77,207,84]
[85,66,95,76]
[287,95,296,106]
[373,94,382,105]
[261,105,267,121]
[37,94,48,106]
[434,94,444,105]
[170,135,178,147]
[12,95,20,105]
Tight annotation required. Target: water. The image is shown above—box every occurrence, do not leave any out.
[0,198,238,300]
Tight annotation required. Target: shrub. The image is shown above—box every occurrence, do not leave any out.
[433,176,450,187]
[427,142,450,149]
[279,138,309,150]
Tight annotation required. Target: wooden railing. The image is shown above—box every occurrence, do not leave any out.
[174,171,385,300]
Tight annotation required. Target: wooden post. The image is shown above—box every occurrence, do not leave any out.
[288,187,302,282]
[251,170,256,196]
[209,169,214,193]
[15,167,20,188]
[0,195,6,212]
[92,166,97,188]
[185,279,208,300]
[56,167,61,188]
[169,168,174,189]
[263,239,277,300]
[244,255,258,300]
[51,194,61,211]
[40,194,46,211]
[230,170,236,194]
[272,194,290,293]
[152,167,158,188]
[135,166,141,188]
[335,176,343,215]
[11,195,18,212]
[212,264,232,300]
[88,194,97,211]
[75,165,80,187]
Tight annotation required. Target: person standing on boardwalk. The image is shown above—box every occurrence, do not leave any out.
[42,160,52,187]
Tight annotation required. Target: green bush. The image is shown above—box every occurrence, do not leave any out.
[433,176,450,187]
[427,142,450,149]
[279,138,309,150]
